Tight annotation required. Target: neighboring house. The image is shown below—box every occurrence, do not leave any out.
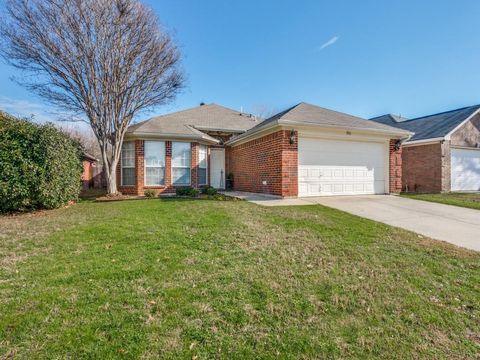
[371,105,480,192]
[81,153,101,189]
[118,102,411,197]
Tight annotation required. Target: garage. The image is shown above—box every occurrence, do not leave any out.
[451,148,480,191]
[298,137,388,196]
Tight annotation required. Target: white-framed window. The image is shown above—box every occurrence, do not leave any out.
[144,141,165,186]
[172,142,191,185]
[121,142,135,186]
[198,144,208,185]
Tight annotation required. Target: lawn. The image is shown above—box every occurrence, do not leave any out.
[0,199,479,359]
[401,192,480,210]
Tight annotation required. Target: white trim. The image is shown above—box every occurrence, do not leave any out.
[445,108,480,140]
[297,128,397,143]
[402,137,444,147]
[120,141,135,186]
[227,121,411,147]
[226,119,412,146]
[125,132,219,144]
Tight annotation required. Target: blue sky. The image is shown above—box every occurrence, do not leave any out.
[1,0,480,122]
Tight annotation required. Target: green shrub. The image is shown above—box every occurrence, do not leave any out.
[0,116,83,212]
[144,189,158,198]
[175,186,199,197]
[201,185,218,196]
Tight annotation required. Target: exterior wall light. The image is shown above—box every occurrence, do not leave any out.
[395,139,402,151]
[289,130,296,145]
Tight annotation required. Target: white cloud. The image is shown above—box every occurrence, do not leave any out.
[317,36,340,51]
[0,96,85,125]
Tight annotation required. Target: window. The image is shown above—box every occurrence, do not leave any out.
[172,142,191,185]
[121,142,135,186]
[198,144,208,185]
[145,141,165,186]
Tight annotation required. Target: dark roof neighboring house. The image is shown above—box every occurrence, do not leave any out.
[82,153,98,162]
[370,104,480,142]
[228,102,412,144]
[126,103,262,143]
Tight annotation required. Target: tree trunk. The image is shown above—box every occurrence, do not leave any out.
[106,164,118,194]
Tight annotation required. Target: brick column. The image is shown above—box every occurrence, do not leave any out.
[389,139,402,193]
[135,140,145,195]
[281,130,298,197]
[441,140,451,192]
[191,142,199,188]
[165,141,172,192]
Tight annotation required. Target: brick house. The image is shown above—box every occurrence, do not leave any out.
[118,102,411,197]
[371,105,480,193]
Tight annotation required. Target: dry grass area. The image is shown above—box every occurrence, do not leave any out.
[0,199,479,359]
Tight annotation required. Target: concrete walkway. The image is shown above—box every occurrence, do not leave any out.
[224,192,480,251]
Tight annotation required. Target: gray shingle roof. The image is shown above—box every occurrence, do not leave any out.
[126,103,262,143]
[370,105,480,142]
[370,114,409,126]
[228,102,412,144]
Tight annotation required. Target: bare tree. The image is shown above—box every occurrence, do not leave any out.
[60,124,103,161]
[249,104,279,120]
[1,0,184,194]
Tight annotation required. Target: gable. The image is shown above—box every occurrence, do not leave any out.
[450,112,480,148]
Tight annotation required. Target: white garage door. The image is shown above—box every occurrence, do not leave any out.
[451,148,480,191]
[298,137,387,197]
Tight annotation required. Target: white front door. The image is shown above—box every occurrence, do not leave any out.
[298,137,387,197]
[451,148,480,191]
[210,148,225,189]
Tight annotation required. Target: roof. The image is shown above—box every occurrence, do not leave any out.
[370,105,480,142]
[228,102,412,144]
[82,153,98,162]
[369,114,409,126]
[126,103,262,143]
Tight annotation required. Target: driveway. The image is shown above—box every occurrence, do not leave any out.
[309,195,480,251]
[226,192,480,251]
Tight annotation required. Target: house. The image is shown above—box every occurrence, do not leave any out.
[118,102,411,197]
[81,153,99,189]
[371,105,480,192]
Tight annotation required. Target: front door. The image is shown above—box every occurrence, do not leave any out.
[210,148,225,189]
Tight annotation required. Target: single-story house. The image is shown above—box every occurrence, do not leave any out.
[371,105,480,192]
[118,102,411,197]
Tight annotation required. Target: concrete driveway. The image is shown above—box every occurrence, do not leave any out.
[226,192,480,251]
[309,195,480,251]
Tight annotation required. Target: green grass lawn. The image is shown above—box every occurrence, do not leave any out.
[1,199,479,359]
[401,192,480,210]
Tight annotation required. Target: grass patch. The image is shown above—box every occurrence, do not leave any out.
[401,192,480,210]
[0,200,479,359]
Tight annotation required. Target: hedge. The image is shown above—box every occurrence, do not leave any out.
[0,116,83,212]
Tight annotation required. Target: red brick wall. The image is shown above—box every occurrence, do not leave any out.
[191,142,199,189]
[389,139,402,193]
[81,160,93,189]
[402,143,443,193]
[228,130,298,197]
